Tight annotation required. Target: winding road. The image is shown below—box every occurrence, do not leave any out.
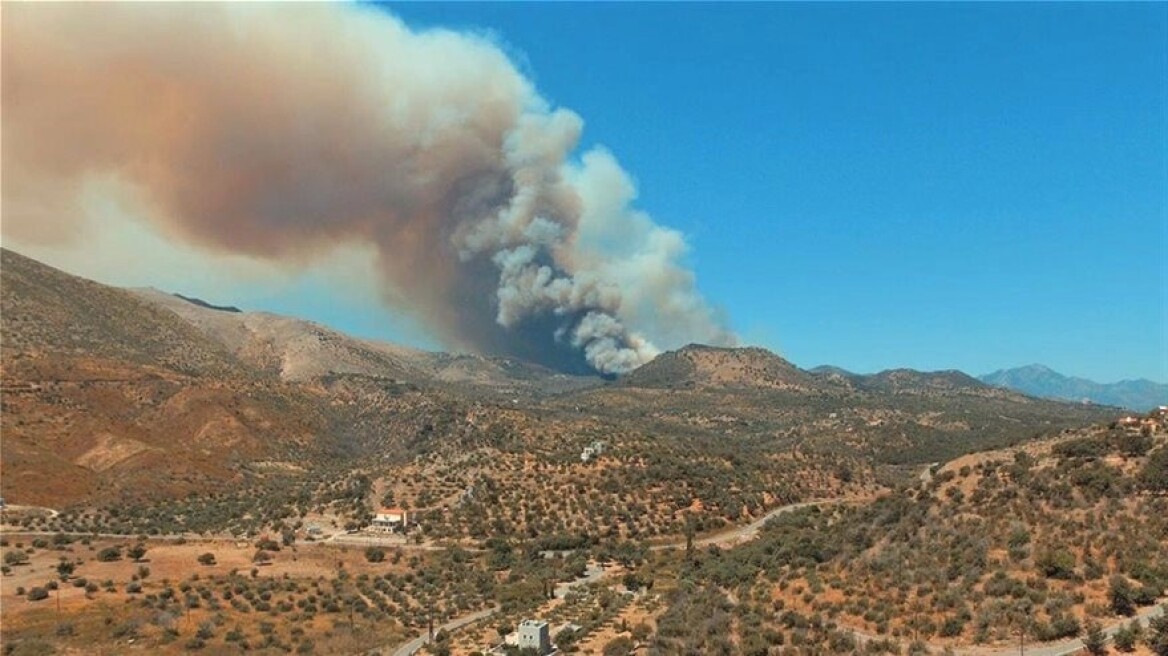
[649,498,847,552]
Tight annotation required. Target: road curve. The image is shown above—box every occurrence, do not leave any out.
[649,498,852,552]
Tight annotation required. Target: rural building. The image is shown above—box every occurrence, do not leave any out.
[518,619,552,655]
[370,508,409,532]
[580,440,606,463]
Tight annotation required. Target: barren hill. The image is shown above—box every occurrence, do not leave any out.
[131,287,427,382]
[1,249,242,377]
[129,288,600,397]
[0,251,353,506]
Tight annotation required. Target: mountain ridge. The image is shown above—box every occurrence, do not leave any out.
[980,363,1166,411]
[0,247,1120,512]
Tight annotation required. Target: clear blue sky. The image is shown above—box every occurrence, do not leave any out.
[352,2,1164,383]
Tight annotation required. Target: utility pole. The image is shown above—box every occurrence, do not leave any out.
[1017,619,1026,655]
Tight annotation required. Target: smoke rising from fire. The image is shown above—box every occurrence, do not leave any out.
[2,3,735,374]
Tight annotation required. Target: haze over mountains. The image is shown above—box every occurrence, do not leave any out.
[980,364,1167,411]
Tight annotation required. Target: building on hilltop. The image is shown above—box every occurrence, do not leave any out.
[518,619,552,655]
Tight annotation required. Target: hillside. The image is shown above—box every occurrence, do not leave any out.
[0,250,866,533]
[1,250,243,377]
[982,364,1167,411]
[0,250,367,507]
[131,287,599,397]
[595,348,1114,466]
[645,412,1168,654]
[0,249,1157,656]
[0,249,1117,520]
[621,344,817,390]
[131,287,427,383]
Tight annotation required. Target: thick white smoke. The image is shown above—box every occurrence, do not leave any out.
[2,3,735,374]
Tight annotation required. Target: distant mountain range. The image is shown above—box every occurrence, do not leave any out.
[979,364,1167,411]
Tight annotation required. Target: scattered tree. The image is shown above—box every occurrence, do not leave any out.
[56,560,75,581]
[27,587,49,602]
[1110,575,1136,617]
[4,550,29,566]
[97,546,122,562]
[603,636,635,656]
[1083,620,1107,656]
[127,543,148,562]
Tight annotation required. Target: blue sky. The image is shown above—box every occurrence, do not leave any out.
[364,2,1165,383]
[14,3,1162,383]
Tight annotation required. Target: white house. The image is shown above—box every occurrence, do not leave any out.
[518,619,552,655]
[580,440,606,463]
[370,508,409,532]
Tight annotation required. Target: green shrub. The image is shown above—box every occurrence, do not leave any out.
[1036,549,1077,579]
[97,546,122,562]
[26,587,49,601]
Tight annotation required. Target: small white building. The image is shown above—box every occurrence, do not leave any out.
[370,508,409,532]
[580,440,606,463]
[518,619,552,655]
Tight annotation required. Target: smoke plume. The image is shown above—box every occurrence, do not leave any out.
[2,3,735,374]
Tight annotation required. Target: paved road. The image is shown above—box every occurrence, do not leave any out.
[554,563,606,598]
[649,498,851,552]
[650,462,934,553]
[325,533,473,551]
[0,504,60,518]
[0,529,213,541]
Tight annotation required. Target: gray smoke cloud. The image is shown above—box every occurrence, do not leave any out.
[2,3,735,374]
